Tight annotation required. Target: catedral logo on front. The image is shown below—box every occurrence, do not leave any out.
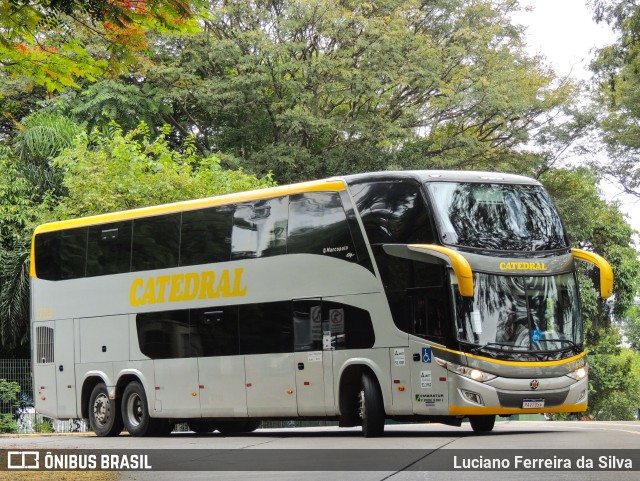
[499,262,547,271]
[130,268,247,306]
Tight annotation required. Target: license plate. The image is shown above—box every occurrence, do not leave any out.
[522,399,545,409]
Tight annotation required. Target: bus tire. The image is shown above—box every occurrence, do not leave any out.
[469,415,495,433]
[121,381,153,437]
[359,372,385,437]
[189,420,217,434]
[88,382,123,437]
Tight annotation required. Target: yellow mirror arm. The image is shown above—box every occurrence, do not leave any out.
[571,248,614,298]
[408,244,474,297]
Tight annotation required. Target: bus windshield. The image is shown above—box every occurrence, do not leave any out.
[427,182,567,251]
[454,272,583,354]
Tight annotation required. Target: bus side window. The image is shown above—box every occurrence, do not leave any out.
[86,221,132,276]
[181,205,234,266]
[350,180,435,245]
[231,198,288,260]
[293,300,323,352]
[131,214,181,272]
[35,228,88,280]
[137,310,190,359]
[190,307,239,357]
[238,302,292,354]
[288,192,357,261]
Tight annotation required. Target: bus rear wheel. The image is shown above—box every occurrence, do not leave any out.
[469,415,496,433]
[359,372,385,437]
[89,383,123,437]
[121,381,158,437]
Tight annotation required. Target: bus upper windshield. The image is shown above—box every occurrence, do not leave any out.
[454,272,583,355]
[427,182,568,251]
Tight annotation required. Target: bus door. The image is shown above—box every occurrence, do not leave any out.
[293,299,333,416]
[407,288,449,415]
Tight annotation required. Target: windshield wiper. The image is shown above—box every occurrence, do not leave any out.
[470,342,528,354]
[535,338,581,353]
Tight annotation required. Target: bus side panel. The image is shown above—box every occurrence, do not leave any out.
[54,318,77,418]
[198,356,248,417]
[245,353,297,417]
[409,338,449,415]
[79,315,129,363]
[153,358,200,417]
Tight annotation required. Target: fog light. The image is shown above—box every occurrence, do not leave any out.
[461,389,483,405]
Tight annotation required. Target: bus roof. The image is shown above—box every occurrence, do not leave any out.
[344,170,541,186]
[32,170,539,235]
[33,178,347,235]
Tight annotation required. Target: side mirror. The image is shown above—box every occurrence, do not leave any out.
[571,248,614,298]
[382,244,474,297]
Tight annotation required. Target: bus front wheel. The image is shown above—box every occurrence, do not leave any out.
[359,372,385,437]
[121,381,155,437]
[88,383,123,437]
[469,415,496,433]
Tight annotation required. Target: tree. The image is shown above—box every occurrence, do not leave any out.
[0,120,274,356]
[90,0,575,183]
[623,305,640,350]
[51,121,275,218]
[590,0,640,198]
[0,150,51,357]
[0,0,197,93]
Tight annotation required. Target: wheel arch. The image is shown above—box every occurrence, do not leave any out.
[80,374,109,419]
[337,359,388,424]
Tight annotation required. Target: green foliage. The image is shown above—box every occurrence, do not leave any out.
[540,167,640,318]
[591,0,640,198]
[623,306,640,351]
[123,0,576,182]
[59,79,170,135]
[34,416,52,433]
[0,414,17,434]
[587,332,640,420]
[0,0,199,93]
[13,111,83,165]
[52,122,275,217]
[0,379,20,403]
[0,151,52,355]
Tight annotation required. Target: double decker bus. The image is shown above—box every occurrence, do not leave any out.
[30,171,613,437]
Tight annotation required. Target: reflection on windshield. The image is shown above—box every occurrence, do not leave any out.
[454,273,582,353]
[428,182,567,251]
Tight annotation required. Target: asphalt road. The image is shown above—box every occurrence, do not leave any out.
[1,420,639,480]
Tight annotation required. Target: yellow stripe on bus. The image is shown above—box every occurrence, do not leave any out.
[434,346,587,367]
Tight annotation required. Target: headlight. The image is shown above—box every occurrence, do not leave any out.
[567,365,588,380]
[436,358,496,382]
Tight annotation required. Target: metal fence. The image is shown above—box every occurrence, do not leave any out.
[0,359,87,433]
[0,359,335,434]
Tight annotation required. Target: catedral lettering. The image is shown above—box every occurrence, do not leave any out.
[499,261,547,271]
[130,268,247,306]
